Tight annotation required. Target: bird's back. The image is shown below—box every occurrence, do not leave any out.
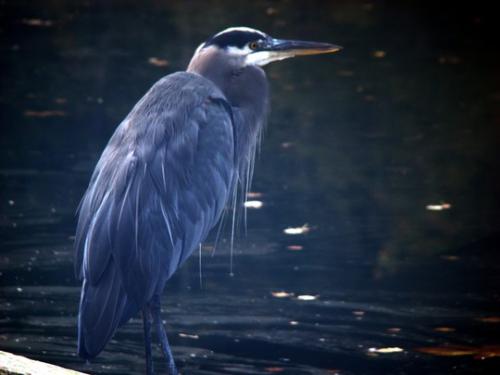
[75,71,236,358]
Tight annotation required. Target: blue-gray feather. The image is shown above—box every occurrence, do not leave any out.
[75,72,235,358]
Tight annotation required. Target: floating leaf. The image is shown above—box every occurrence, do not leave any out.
[148,57,169,67]
[265,7,278,16]
[475,346,500,359]
[244,200,263,209]
[372,50,386,58]
[416,345,477,357]
[387,327,401,333]
[416,345,500,359]
[280,142,295,149]
[271,291,293,298]
[284,224,310,235]
[368,347,403,354]
[478,316,500,323]
[297,294,318,301]
[178,332,199,339]
[434,327,456,333]
[265,367,284,373]
[246,192,263,198]
[426,202,452,211]
[21,18,53,27]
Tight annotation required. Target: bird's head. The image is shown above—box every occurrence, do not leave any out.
[188,26,342,70]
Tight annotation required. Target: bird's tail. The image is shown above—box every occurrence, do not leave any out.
[77,258,139,359]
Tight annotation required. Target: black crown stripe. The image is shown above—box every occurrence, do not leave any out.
[205,30,265,49]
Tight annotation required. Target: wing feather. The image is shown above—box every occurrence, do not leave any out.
[75,72,235,357]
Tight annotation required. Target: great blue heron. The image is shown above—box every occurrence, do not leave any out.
[75,26,341,374]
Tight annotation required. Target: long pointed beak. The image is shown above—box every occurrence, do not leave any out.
[246,38,342,66]
[268,38,342,57]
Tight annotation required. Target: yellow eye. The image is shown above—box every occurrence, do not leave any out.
[249,41,258,50]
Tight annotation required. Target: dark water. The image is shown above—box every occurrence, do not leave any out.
[1,1,500,374]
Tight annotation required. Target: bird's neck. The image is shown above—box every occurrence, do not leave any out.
[187,47,268,116]
[187,47,269,191]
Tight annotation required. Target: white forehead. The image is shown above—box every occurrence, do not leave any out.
[194,27,267,55]
[194,42,206,55]
[214,26,267,39]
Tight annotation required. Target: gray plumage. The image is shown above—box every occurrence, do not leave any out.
[74,26,340,374]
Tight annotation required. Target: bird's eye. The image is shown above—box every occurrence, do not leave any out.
[249,41,259,50]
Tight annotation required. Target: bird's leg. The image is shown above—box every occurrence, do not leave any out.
[142,305,154,375]
[151,294,178,375]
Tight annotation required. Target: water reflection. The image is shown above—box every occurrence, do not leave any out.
[1,1,500,374]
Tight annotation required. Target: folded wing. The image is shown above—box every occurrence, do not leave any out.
[75,72,235,358]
